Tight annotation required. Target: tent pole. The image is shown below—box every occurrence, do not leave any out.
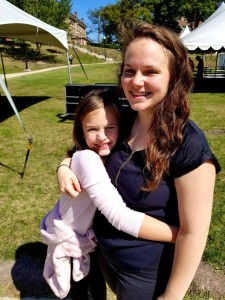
[66,51,72,84]
[0,77,32,141]
[72,46,89,81]
[0,48,8,88]
[214,52,218,78]
[0,76,32,178]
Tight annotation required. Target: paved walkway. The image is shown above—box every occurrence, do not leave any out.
[0,64,71,80]
[0,62,114,80]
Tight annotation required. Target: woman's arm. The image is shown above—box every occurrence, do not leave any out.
[73,150,178,243]
[157,161,216,300]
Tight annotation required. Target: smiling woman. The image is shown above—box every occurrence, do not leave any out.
[121,38,170,115]
[57,22,220,300]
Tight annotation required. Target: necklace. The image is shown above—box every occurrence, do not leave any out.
[114,150,135,188]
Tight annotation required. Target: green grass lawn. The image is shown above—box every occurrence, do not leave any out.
[0,55,225,299]
[0,42,121,74]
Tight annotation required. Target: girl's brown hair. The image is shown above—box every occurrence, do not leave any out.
[67,88,121,156]
[118,22,193,191]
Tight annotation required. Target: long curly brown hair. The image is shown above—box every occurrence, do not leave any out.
[118,22,194,191]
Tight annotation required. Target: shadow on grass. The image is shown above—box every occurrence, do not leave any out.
[3,45,63,64]
[0,95,51,123]
[11,242,56,298]
[11,242,72,299]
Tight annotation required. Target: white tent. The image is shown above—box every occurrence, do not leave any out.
[0,0,68,50]
[202,2,225,25]
[180,26,190,38]
[181,2,225,51]
[0,0,72,82]
[0,0,71,176]
[0,0,72,117]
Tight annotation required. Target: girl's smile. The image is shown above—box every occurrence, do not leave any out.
[82,106,119,157]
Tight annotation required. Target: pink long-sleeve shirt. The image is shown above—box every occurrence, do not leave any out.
[41,149,145,298]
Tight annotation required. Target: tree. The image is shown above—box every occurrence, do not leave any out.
[87,8,104,43]
[54,0,72,30]
[90,0,219,42]
[100,0,155,43]
[8,0,71,30]
[153,0,181,33]
[178,0,218,29]
[100,4,121,43]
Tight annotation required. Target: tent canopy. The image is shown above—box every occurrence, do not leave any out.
[0,0,71,177]
[181,2,225,52]
[180,26,190,38]
[202,2,225,25]
[0,0,68,50]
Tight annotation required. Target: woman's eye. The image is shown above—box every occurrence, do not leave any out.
[145,70,157,75]
[123,69,135,76]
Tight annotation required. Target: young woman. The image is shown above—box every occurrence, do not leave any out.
[57,23,220,300]
[41,89,178,300]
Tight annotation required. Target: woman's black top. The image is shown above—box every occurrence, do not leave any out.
[93,119,220,271]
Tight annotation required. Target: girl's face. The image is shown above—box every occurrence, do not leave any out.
[82,106,119,157]
[121,38,170,114]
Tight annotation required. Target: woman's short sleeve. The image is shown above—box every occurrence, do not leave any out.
[170,120,221,178]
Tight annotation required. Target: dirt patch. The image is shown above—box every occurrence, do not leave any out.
[194,261,225,297]
[0,261,19,298]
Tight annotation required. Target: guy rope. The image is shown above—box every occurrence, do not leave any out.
[0,76,32,178]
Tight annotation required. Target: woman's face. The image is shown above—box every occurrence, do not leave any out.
[121,38,170,114]
[82,106,119,157]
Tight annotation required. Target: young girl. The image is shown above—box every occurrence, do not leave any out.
[41,89,178,300]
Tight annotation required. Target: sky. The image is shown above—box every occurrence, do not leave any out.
[71,0,117,42]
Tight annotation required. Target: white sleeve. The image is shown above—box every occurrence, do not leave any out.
[71,150,145,237]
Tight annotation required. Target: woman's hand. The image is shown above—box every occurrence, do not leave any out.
[57,158,81,198]
[156,293,181,300]
[156,295,167,300]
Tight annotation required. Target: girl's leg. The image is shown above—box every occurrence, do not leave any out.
[70,276,89,300]
[88,251,107,300]
[70,256,89,300]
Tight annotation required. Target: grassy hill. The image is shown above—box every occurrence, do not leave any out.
[0,41,121,74]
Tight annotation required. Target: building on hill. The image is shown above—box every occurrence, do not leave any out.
[68,11,87,46]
